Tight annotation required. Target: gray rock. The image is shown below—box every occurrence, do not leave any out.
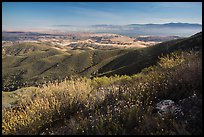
[155,100,184,118]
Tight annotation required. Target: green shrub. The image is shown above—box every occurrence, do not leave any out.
[2,49,202,135]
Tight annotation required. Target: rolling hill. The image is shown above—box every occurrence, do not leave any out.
[97,32,202,76]
[2,43,131,91]
[2,32,202,91]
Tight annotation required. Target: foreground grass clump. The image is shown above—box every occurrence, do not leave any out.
[2,50,202,135]
[2,78,93,135]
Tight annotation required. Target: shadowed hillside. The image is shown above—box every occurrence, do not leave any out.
[2,46,202,135]
[2,32,202,91]
[98,32,202,76]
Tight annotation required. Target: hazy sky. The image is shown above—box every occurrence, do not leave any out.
[2,2,202,30]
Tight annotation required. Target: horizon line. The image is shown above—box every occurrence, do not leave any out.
[53,22,202,27]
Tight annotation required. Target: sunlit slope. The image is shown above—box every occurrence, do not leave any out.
[2,43,129,91]
[2,48,202,135]
[2,32,202,91]
[98,32,202,76]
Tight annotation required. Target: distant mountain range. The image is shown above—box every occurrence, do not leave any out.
[89,23,202,37]
[128,23,201,27]
[53,23,202,37]
[3,23,202,37]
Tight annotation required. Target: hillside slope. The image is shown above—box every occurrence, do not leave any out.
[2,47,202,135]
[2,32,202,91]
[2,43,130,91]
[98,32,202,76]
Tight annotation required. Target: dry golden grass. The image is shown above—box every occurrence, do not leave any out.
[2,50,202,135]
[2,77,93,135]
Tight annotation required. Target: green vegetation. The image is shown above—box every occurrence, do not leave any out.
[2,32,202,135]
[2,48,202,135]
[2,32,202,91]
[2,43,130,91]
[98,32,202,76]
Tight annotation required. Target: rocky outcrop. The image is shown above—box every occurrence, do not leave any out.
[154,94,202,121]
